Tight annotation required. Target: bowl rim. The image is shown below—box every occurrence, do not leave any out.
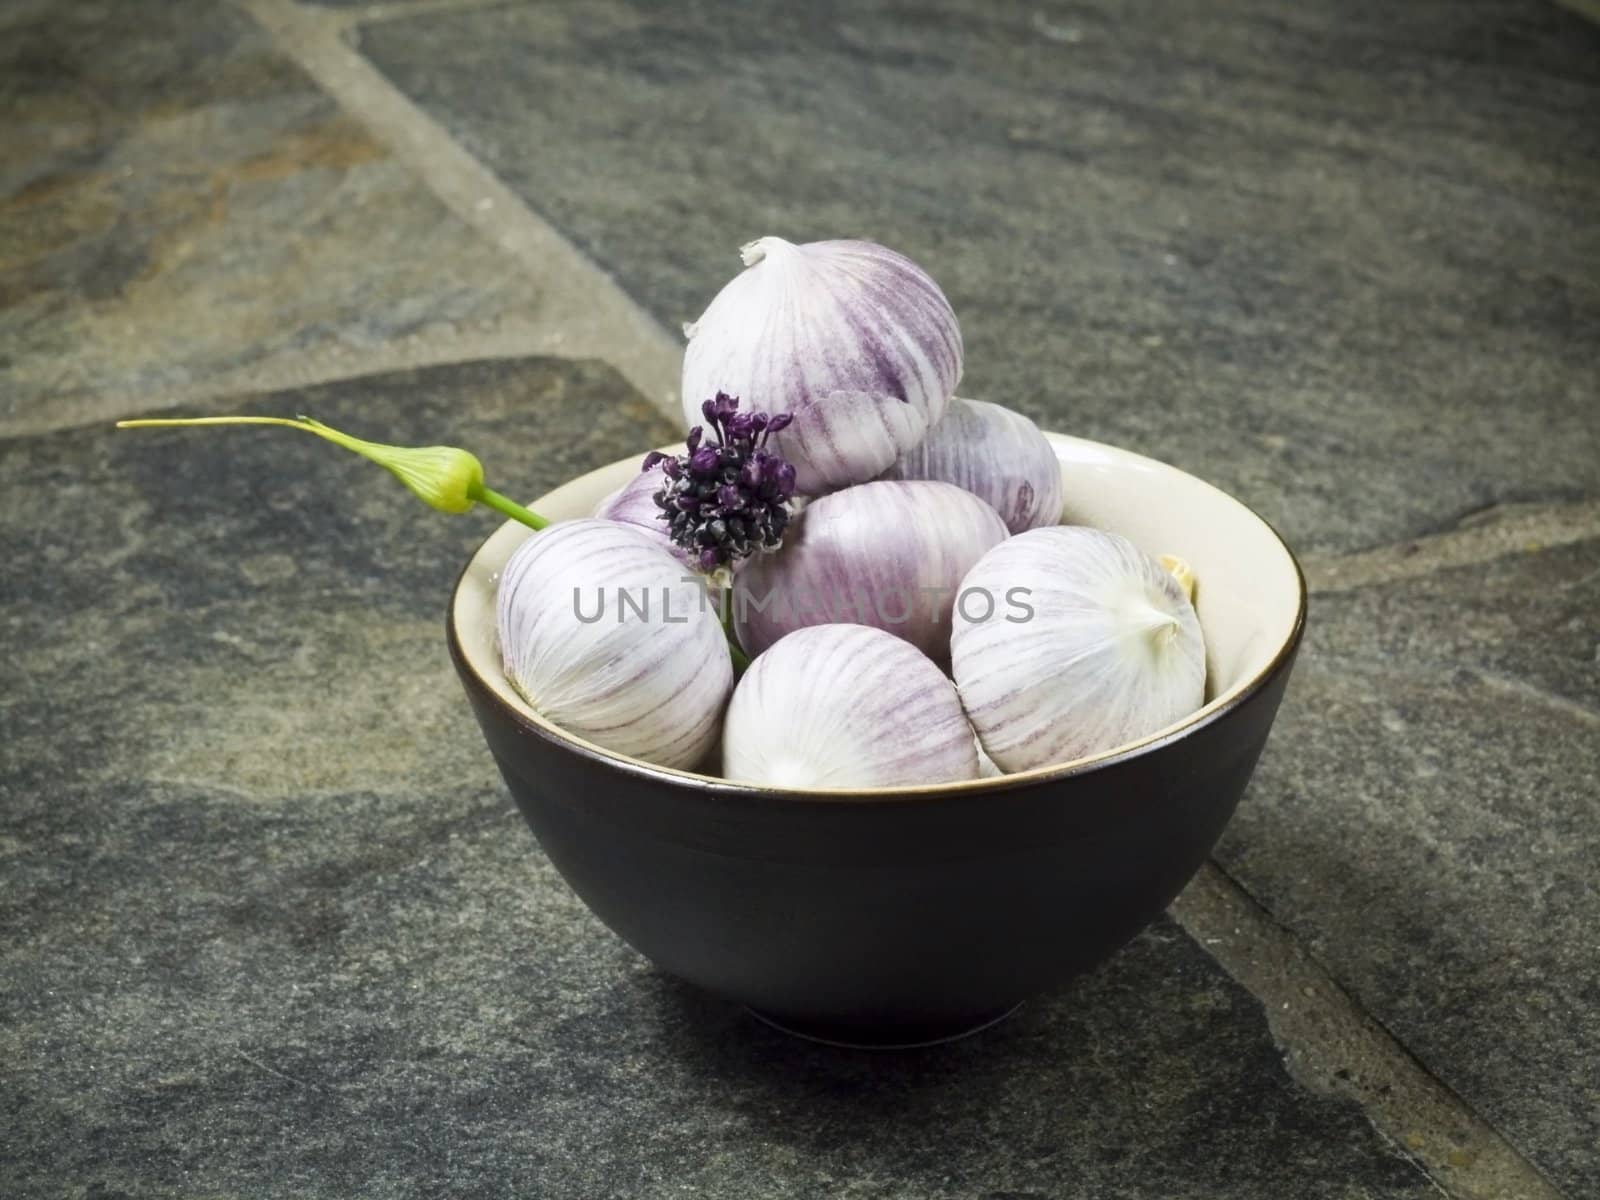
[447,435,1308,803]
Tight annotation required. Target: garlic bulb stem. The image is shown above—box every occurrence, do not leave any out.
[718,587,748,669]
[1159,554,1196,602]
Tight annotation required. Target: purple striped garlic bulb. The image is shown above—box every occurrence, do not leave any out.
[732,480,1008,663]
[497,518,733,771]
[881,397,1064,534]
[952,527,1206,773]
[723,624,979,788]
[681,238,963,495]
[592,463,687,565]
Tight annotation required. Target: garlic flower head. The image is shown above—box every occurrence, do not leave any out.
[682,237,963,495]
[733,479,1008,664]
[497,518,733,771]
[951,527,1207,773]
[722,624,979,789]
[882,397,1064,534]
[642,393,797,573]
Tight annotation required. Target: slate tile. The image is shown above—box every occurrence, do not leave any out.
[1218,538,1600,1195]
[350,0,1600,555]
[0,0,546,435]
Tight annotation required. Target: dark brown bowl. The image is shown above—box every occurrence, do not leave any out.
[448,434,1306,1046]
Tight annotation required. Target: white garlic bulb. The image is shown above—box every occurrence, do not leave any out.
[723,624,979,788]
[497,518,733,770]
[682,237,963,495]
[881,397,1064,534]
[951,527,1206,772]
[733,480,1008,663]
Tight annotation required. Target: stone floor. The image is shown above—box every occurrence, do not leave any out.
[2,1,1596,1197]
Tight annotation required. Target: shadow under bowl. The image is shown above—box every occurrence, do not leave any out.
[448,433,1306,1046]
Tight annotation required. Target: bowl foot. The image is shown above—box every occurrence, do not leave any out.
[745,1003,1022,1050]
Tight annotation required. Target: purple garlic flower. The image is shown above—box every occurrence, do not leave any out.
[641,393,797,573]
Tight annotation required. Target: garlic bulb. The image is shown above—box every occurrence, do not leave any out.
[951,527,1206,772]
[881,397,1064,534]
[682,237,963,495]
[723,624,978,788]
[592,464,689,566]
[733,480,1008,662]
[497,518,733,770]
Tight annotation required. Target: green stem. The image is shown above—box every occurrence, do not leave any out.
[721,586,750,672]
[469,482,549,530]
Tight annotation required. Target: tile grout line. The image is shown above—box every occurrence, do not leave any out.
[1171,863,1568,1200]
[309,0,518,31]
[1554,0,1600,27]
[1473,669,1600,730]
[0,317,620,441]
[1299,495,1600,724]
[1300,498,1600,594]
[234,0,685,423]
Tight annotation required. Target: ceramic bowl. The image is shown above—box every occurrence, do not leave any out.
[448,433,1306,1047]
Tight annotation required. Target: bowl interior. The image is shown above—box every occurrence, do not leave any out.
[451,432,1304,793]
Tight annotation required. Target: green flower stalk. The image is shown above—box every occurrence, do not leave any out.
[114,415,548,530]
